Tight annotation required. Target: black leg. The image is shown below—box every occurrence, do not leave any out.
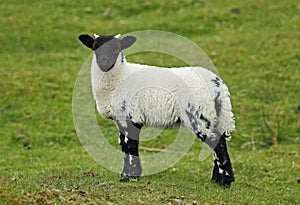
[119,132,130,180]
[117,120,142,182]
[206,133,235,188]
[211,157,220,183]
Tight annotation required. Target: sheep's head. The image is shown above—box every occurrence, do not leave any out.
[79,34,136,72]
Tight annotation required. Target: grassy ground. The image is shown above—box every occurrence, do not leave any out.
[1,0,299,204]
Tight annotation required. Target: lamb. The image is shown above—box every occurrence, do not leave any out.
[78,33,235,187]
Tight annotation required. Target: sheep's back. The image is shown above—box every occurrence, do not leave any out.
[170,66,235,139]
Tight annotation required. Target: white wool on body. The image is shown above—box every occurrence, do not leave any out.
[91,54,235,140]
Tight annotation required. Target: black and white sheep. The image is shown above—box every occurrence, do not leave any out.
[78,33,235,187]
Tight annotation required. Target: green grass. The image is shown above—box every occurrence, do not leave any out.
[1,0,299,204]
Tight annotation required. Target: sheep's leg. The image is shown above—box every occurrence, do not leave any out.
[206,133,235,188]
[117,121,142,182]
[211,157,220,183]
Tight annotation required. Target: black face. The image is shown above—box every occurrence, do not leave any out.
[79,34,137,72]
[94,37,121,72]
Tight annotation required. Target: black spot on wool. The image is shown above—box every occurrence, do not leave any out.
[121,100,126,111]
[211,77,222,87]
[185,104,211,131]
[200,113,211,129]
[214,92,222,117]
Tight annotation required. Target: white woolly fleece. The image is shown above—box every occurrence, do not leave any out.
[91,53,235,141]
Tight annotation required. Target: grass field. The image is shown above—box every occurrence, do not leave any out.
[1,0,299,204]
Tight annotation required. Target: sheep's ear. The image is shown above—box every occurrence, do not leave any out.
[78,34,94,50]
[121,36,136,50]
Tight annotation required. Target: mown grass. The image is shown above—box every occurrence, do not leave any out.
[0,0,299,204]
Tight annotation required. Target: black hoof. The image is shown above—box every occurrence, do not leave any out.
[211,174,234,188]
[211,179,232,188]
[211,173,219,183]
[120,176,130,182]
[220,176,234,188]
[119,176,140,182]
[219,181,232,188]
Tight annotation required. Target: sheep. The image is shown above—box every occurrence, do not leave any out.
[78,33,235,187]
